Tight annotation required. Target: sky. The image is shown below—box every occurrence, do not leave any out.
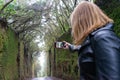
[27,0,43,5]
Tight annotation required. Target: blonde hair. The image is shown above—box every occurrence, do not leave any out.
[70,1,113,45]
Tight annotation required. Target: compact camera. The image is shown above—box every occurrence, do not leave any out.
[55,42,65,48]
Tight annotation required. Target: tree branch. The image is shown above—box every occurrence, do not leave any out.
[74,0,77,8]
[0,0,14,14]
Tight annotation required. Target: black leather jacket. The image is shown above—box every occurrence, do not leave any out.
[69,23,120,80]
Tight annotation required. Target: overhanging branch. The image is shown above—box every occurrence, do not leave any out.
[0,0,14,14]
[74,0,77,8]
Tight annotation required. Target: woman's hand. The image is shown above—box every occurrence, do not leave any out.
[63,41,71,49]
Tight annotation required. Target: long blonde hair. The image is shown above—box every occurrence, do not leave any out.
[70,1,113,45]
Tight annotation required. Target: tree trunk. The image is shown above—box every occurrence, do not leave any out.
[17,38,20,80]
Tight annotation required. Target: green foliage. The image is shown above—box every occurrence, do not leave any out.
[97,0,120,36]
[109,7,120,36]
[0,28,18,80]
[0,0,3,5]
[5,4,16,15]
[0,0,16,18]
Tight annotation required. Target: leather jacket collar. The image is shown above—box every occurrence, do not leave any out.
[82,23,114,46]
[81,23,113,47]
[91,23,114,36]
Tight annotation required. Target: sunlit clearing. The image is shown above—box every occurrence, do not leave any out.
[38,52,45,68]
[34,35,45,48]
[36,51,48,77]
[27,0,40,5]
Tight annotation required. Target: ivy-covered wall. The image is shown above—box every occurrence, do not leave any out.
[0,26,18,80]
[50,29,79,80]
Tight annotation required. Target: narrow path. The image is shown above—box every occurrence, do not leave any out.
[31,77,63,80]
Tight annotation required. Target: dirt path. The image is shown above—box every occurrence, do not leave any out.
[31,77,63,80]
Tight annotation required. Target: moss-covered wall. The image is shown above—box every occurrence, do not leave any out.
[0,27,18,80]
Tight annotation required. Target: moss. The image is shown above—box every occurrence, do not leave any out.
[52,29,79,79]
[0,33,3,52]
[0,28,6,52]
[0,28,18,80]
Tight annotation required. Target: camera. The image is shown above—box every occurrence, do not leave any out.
[55,42,65,48]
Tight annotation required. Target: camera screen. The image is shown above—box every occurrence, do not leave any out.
[56,42,63,48]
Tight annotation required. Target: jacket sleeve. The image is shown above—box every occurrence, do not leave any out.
[91,31,120,80]
[69,44,81,52]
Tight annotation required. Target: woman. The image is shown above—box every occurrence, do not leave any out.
[63,1,120,80]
